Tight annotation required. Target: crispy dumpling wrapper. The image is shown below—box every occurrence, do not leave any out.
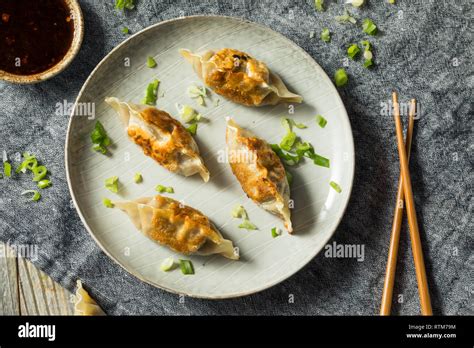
[180,48,303,107]
[114,195,239,260]
[226,118,292,232]
[105,97,209,182]
[74,280,106,316]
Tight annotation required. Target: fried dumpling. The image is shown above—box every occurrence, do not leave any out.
[105,97,209,182]
[226,118,292,233]
[180,48,303,107]
[114,195,239,260]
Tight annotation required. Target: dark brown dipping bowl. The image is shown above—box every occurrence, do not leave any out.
[0,0,84,84]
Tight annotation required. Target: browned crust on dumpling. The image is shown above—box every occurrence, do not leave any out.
[147,195,222,254]
[127,107,197,173]
[205,48,271,106]
[229,135,286,205]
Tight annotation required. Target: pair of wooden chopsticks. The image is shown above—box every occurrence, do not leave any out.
[380,92,432,315]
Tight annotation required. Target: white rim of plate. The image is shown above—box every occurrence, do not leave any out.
[65,15,355,299]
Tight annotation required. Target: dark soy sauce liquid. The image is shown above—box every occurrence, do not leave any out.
[0,0,74,75]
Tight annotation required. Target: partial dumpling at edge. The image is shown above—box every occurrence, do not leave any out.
[180,48,303,107]
[105,97,209,182]
[114,195,239,260]
[226,118,293,233]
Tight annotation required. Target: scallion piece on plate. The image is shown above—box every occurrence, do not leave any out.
[186,123,198,135]
[141,79,160,105]
[90,121,111,154]
[347,44,360,60]
[103,198,114,208]
[321,28,331,42]
[232,204,248,219]
[105,176,119,193]
[330,181,342,193]
[146,56,157,68]
[179,259,194,275]
[238,219,258,230]
[160,257,175,272]
[37,179,51,189]
[21,190,41,201]
[334,68,348,87]
[155,184,174,193]
[362,18,377,35]
[312,154,330,168]
[3,162,11,177]
[177,104,199,123]
[271,227,281,238]
[316,114,328,128]
[133,172,142,183]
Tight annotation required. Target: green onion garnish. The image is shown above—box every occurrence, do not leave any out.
[312,154,330,168]
[271,227,281,238]
[335,9,357,24]
[146,56,157,68]
[115,0,134,11]
[232,204,248,219]
[362,18,377,35]
[121,27,129,34]
[280,131,297,151]
[330,181,342,193]
[347,0,365,7]
[314,0,324,11]
[177,104,200,123]
[238,219,258,230]
[37,179,51,189]
[186,123,198,135]
[316,114,327,128]
[271,144,301,166]
[134,172,142,183]
[347,44,360,60]
[389,0,395,4]
[3,162,11,177]
[160,257,175,272]
[286,170,293,186]
[321,28,331,42]
[90,121,111,154]
[103,198,114,208]
[334,68,348,87]
[187,85,207,98]
[32,165,47,182]
[105,176,119,193]
[179,259,194,275]
[22,190,41,202]
[141,79,160,105]
[16,153,38,173]
[155,184,174,193]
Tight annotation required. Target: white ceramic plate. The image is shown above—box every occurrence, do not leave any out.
[65,16,354,299]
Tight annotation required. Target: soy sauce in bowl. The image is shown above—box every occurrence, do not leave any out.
[0,0,83,83]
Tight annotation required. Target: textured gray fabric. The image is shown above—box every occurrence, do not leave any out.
[0,0,472,315]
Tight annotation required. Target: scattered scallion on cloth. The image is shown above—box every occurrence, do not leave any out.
[334,68,348,87]
[37,179,51,189]
[347,44,360,60]
[314,0,324,12]
[121,27,129,34]
[179,259,194,275]
[103,198,114,208]
[141,79,160,105]
[335,9,357,24]
[155,184,174,193]
[316,114,327,128]
[21,190,41,202]
[115,0,134,11]
[346,0,365,8]
[105,176,119,193]
[146,56,157,68]
[330,181,342,193]
[3,161,11,177]
[362,18,377,35]
[321,28,331,42]
[361,40,374,68]
[90,121,111,154]
[32,165,47,182]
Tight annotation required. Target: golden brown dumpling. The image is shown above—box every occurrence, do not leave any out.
[226,118,292,232]
[105,97,209,182]
[180,48,302,107]
[114,195,239,260]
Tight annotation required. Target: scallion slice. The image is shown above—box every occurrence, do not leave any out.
[321,28,331,42]
[141,79,160,105]
[334,68,348,87]
[271,227,281,238]
[160,257,175,272]
[32,165,47,182]
[37,179,51,189]
[105,176,119,193]
[314,0,324,11]
[312,154,330,168]
[179,259,194,275]
[3,162,11,177]
[186,123,198,135]
[155,184,174,193]
[21,190,41,201]
[146,56,157,68]
[347,44,360,60]
[122,27,129,34]
[316,114,327,128]
[91,121,111,154]
[238,219,258,230]
[346,0,365,7]
[103,198,114,208]
[362,18,377,35]
[330,181,342,193]
[335,10,357,24]
[134,172,142,183]
[232,204,248,219]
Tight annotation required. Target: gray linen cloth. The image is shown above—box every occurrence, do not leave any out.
[0,0,472,315]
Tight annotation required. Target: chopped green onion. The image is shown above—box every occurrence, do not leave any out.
[346,0,365,7]
[312,154,330,168]
[330,181,342,193]
[179,259,194,275]
[146,56,157,68]
[271,227,281,238]
[334,68,348,87]
[105,176,119,193]
[314,0,324,11]
[90,121,111,154]
[280,131,297,151]
[347,44,360,60]
[32,165,47,182]
[232,204,248,219]
[122,27,129,34]
[362,18,377,35]
[160,257,175,272]
[115,0,134,11]
[103,198,114,208]
[389,0,395,4]
[288,119,307,129]
[271,144,301,166]
[361,41,374,68]
[238,219,258,230]
[141,79,160,105]
[155,184,174,193]
[177,104,199,123]
[316,114,327,128]
[364,59,373,68]
[286,170,293,186]
[133,172,142,183]
[3,162,11,177]
[187,85,207,98]
[21,190,41,202]
[335,10,357,24]
[186,123,198,135]
[295,141,313,157]
[321,28,331,42]
[37,179,51,189]
[361,40,371,51]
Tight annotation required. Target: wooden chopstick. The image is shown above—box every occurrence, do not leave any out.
[380,99,416,315]
[391,92,432,315]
